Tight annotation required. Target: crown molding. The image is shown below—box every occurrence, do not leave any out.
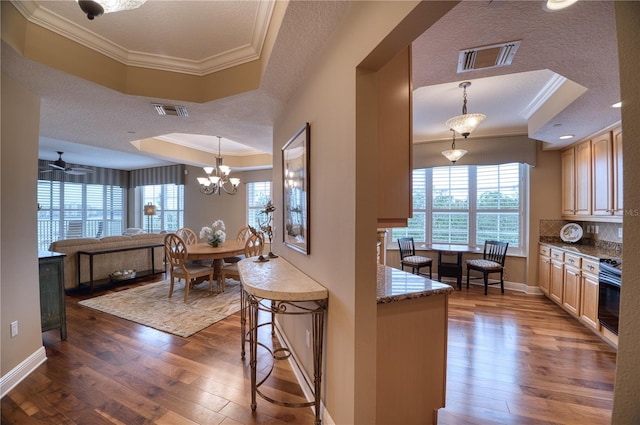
[10,0,274,76]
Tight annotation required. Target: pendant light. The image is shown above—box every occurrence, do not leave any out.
[445,81,486,138]
[442,129,468,164]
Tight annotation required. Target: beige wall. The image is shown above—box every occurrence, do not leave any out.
[270,2,456,423]
[527,142,563,287]
[1,74,44,377]
[612,2,640,422]
[183,166,273,240]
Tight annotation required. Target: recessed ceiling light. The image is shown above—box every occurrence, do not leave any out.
[559,134,575,140]
[544,0,579,12]
[612,102,622,108]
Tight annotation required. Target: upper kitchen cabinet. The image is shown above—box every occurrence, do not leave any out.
[376,46,412,228]
[592,132,613,216]
[613,127,623,216]
[562,140,591,217]
[561,129,622,222]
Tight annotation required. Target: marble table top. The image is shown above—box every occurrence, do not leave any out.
[238,257,328,301]
[377,264,453,304]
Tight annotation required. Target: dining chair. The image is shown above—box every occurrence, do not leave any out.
[164,233,215,302]
[397,237,432,279]
[466,240,509,295]
[224,226,251,265]
[220,232,264,292]
[176,227,198,245]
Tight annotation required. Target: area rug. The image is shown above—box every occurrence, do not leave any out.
[78,279,241,337]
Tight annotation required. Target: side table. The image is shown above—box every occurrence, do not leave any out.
[238,257,328,425]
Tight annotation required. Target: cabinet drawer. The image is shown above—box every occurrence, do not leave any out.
[582,258,599,275]
[564,253,581,268]
[550,249,564,262]
[539,245,551,257]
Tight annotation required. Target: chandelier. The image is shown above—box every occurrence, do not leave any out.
[445,81,486,138]
[76,0,147,20]
[197,136,241,196]
[442,129,468,164]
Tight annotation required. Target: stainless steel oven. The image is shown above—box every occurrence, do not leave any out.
[598,259,621,335]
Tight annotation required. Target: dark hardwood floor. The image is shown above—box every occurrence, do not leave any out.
[2,276,617,424]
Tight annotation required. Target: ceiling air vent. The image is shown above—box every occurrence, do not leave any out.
[457,40,521,73]
[152,103,189,117]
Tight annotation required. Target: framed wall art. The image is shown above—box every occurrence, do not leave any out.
[282,122,310,255]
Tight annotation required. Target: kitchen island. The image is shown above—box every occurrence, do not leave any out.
[376,264,453,425]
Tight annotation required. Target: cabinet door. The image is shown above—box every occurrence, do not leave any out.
[561,148,576,216]
[613,128,623,216]
[563,265,581,316]
[550,260,564,305]
[592,132,613,215]
[575,141,592,215]
[376,46,412,227]
[580,272,599,329]
[538,255,551,296]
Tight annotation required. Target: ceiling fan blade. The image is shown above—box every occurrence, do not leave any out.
[65,167,96,175]
[49,163,66,170]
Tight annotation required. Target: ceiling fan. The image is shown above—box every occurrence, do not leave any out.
[41,151,96,175]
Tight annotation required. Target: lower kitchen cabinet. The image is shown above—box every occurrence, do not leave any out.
[38,251,67,340]
[550,249,565,305]
[580,259,600,330]
[562,253,582,316]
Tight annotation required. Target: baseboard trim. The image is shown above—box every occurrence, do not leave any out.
[0,346,47,398]
[273,320,335,425]
[462,278,543,295]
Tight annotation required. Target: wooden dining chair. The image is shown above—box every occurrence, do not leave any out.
[466,240,509,295]
[220,232,264,292]
[164,233,215,302]
[398,237,432,279]
[176,227,198,245]
[224,226,251,265]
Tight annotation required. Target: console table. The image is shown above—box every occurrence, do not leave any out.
[238,257,328,425]
[77,243,164,292]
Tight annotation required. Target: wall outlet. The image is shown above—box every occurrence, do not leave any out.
[10,321,18,338]
[619,227,623,238]
[305,329,311,348]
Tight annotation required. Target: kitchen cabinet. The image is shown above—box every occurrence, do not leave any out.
[562,253,582,316]
[376,46,412,228]
[538,245,551,296]
[613,127,623,216]
[592,132,613,216]
[561,141,591,216]
[580,258,600,330]
[549,249,564,305]
[575,141,592,215]
[38,251,67,340]
[560,148,576,216]
[561,129,623,221]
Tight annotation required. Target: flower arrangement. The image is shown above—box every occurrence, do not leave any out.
[200,219,226,247]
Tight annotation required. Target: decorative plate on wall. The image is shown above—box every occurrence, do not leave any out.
[560,223,583,243]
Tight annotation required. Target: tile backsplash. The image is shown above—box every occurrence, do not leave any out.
[539,219,622,253]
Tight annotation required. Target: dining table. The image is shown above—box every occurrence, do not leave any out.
[427,244,483,290]
[186,240,245,286]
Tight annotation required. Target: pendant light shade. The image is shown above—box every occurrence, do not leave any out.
[442,129,467,164]
[445,81,486,138]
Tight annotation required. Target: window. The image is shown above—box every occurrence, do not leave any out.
[37,180,125,251]
[140,184,184,232]
[247,181,272,229]
[391,163,526,254]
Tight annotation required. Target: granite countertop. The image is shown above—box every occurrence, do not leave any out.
[539,241,622,262]
[377,264,453,304]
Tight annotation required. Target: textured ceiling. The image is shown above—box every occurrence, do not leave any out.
[2,0,622,170]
